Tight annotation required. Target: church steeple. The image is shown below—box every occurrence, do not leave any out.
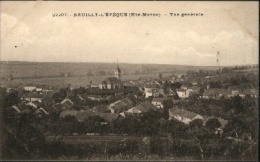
[115,60,121,79]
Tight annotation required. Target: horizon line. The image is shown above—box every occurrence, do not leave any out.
[0,60,258,67]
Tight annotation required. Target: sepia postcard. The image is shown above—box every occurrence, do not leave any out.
[0,1,259,161]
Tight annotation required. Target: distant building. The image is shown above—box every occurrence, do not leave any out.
[151,98,164,109]
[176,88,194,99]
[109,98,133,113]
[99,63,123,89]
[24,84,37,92]
[144,88,159,98]
[21,93,44,102]
[36,85,45,92]
[176,89,186,99]
[60,97,75,109]
[169,108,204,124]
[126,101,157,115]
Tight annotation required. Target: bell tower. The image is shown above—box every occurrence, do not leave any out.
[115,60,121,79]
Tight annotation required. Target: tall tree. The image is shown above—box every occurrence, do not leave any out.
[205,118,221,133]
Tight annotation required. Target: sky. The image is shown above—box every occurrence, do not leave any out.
[0,1,259,66]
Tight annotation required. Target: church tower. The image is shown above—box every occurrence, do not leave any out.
[115,61,121,79]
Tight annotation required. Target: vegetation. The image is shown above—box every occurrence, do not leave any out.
[0,63,258,160]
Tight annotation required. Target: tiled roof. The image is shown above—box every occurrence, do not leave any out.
[105,77,121,84]
[133,101,157,113]
[109,98,133,111]
[34,108,49,115]
[126,107,142,114]
[22,93,44,98]
[61,98,74,106]
[169,108,202,120]
[152,98,164,103]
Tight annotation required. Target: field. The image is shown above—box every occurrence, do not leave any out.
[0,61,220,87]
[0,72,172,88]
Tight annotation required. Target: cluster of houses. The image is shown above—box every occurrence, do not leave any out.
[3,63,258,136]
[125,76,258,100]
[58,97,159,124]
[201,88,258,99]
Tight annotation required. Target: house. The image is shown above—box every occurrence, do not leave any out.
[228,89,258,99]
[186,89,195,98]
[176,89,187,99]
[42,85,54,93]
[169,108,204,124]
[109,98,133,113]
[126,107,142,114]
[151,98,164,109]
[60,98,75,109]
[21,93,44,102]
[177,88,195,99]
[36,85,45,92]
[61,98,74,105]
[24,84,37,92]
[126,101,157,115]
[145,88,159,98]
[99,63,123,90]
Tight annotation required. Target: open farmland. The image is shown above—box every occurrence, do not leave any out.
[0,72,171,88]
[0,61,220,87]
